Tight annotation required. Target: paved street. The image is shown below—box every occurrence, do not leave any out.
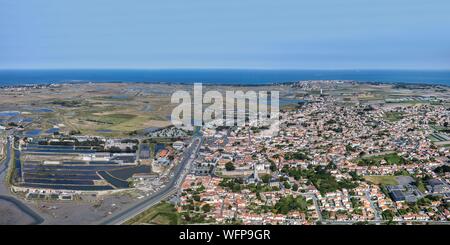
[0,137,44,224]
[99,136,202,225]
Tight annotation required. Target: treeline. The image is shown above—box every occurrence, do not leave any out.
[357,153,408,166]
[284,150,309,160]
[434,165,450,174]
[282,165,358,194]
[108,146,137,153]
[38,137,105,147]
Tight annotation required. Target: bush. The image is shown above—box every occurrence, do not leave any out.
[225,162,235,171]
[202,204,211,213]
[261,174,271,183]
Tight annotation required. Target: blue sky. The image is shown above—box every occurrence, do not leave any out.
[0,0,449,69]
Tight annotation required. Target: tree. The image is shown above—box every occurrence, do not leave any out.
[261,174,271,184]
[225,162,235,171]
[284,151,308,160]
[270,162,277,172]
[345,144,356,153]
[197,185,206,192]
[349,171,363,181]
[434,165,450,174]
[231,183,241,192]
[109,146,122,153]
[382,210,395,221]
[274,195,308,214]
[69,130,81,135]
[394,170,410,176]
[193,194,201,202]
[202,204,211,213]
[283,181,291,189]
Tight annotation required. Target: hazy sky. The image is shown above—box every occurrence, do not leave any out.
[1,0,449,69]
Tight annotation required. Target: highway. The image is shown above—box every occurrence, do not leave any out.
[98,136,202,225]
[0,136,44,225]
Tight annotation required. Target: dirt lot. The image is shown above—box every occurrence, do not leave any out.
[0,199,36,225]
[31,192,138,225]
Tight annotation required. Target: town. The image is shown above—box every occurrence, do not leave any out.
[175,82,450,225]
[0,80,449,225]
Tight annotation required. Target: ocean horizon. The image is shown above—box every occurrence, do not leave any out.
[0,69,449,86]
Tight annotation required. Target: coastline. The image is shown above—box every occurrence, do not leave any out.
[1,79,449,90]
[0,69,449,88]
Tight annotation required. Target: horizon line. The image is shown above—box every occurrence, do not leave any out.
[1,67,450,71]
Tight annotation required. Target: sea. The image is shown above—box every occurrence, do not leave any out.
[0,69,449,86]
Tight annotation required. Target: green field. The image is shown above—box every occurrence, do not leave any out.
[85,113,137,125]
[431,125,450,133]
[364,176,399,185]
[67,108,169,136]
[428,135,441,142]
[124,202,180,225]
[383,111,404,122]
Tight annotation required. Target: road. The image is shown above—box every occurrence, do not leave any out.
[98,136,202,225]
[0,136,44,225]
[301,193,323,222]
[365,190,382,221]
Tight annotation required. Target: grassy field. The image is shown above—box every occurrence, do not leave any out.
[383,153,405,164]
[65,106,171,136]
[124,202,180,225]
[383,111,404,122]
[431,125,450,133]
[42,91,175,137]
[428,135,441,142]
[89,113,137,124]
[364,176,399,185]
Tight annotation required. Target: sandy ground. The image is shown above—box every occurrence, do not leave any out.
[0,199,36,225]
[34,193,137,225]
